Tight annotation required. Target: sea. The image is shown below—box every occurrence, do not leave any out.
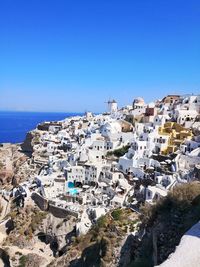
[0,111,82,144]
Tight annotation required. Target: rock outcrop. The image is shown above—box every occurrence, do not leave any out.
[156,221,200,267]
[0,144,31,187]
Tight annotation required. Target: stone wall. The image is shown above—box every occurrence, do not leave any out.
[48,204,78,218]
[31,192,48,211]
[31,192,78,218]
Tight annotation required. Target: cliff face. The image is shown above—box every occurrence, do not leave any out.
[0,206,77,267]
[20,131,37,155]
[0,129,43,188]
[0,144,31,187]
[48,209,139,267]
[127,182,200,267]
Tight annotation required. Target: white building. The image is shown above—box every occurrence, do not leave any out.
[130,97,146,116]
[175,109,198,126]
[65,166,85,184]
[153,115,170,127]
[100,121,122,138]
[107,100,118,114]
[145,185,167,203]
[84,164,102,184]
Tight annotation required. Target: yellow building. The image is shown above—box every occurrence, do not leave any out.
[158,122,193,155]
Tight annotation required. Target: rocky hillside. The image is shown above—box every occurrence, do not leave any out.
[48,182,200,267]
[48,209,139,267]
[128,182,200,267]
[0,204,76,267]
[0,130,43,189]
[21,130,41,155]
[0,144,32,188]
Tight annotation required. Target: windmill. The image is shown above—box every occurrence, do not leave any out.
[104,99,117,113]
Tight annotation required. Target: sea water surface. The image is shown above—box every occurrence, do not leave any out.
[0,111,82,144]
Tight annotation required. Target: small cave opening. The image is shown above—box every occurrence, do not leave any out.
[37,233,59,257]
[0,248,11,267]
[5,219,15,235]
[37,232,52,244]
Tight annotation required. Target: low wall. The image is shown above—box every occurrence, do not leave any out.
[48,204,78,218]
[31,192,78,218]
[31,192,48,211]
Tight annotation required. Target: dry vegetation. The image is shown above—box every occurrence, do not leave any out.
[17,253,46,267]
[4,206,47,248]
[129,182,200,267]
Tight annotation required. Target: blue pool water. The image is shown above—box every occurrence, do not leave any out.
[68,181,75,188]
[0,111,82,144]
[68,188,78,196]
[67,182,78,195]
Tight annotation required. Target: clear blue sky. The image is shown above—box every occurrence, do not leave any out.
[0,0,200,112]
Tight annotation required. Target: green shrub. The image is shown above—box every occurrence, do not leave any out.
[107,145,130,158]
[111,209,123,221]
[96,215,108,228]
[18,255,28,267]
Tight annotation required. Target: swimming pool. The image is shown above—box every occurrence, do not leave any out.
[66,181,78,195]
[68,181,75,188]
[68,188,78,195]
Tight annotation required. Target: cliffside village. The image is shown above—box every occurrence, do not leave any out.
[3,94,200,235]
